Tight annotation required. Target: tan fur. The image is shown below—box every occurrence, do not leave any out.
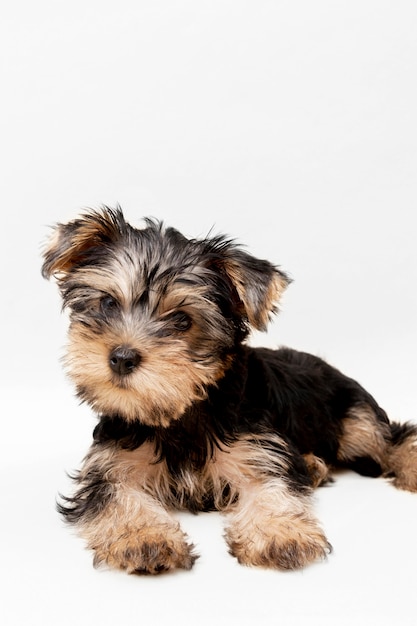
[224,478,330,569]
[336,406,417,490]
[59,252,237,426]
[76,445,196,573]
[66,324,223,427]
[337,404,390,467]
[303,453,331,487]
[388,436,417,492]
[43,212,121,278]
[224,261,288,330]
[83,487,195,574]
[75,434,330,572]
[263,272,290,322]
[92,433,291,511]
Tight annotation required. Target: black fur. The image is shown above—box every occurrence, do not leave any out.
[390,421,417,446]
[58,469,115,524]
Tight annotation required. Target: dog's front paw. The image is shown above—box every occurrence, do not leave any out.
[226,515,331,570]
[92,526,198,575]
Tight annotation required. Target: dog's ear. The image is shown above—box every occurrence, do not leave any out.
[221,246,291,331]
[42,207,126,279]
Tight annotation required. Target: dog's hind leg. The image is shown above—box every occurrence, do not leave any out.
[336,403,390,477]
[336,403,417,492]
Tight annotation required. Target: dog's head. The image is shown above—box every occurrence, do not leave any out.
[42,207,290,426]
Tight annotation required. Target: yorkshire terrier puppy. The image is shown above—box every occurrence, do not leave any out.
[42,207,417,575]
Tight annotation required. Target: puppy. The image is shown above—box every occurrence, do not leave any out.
[42,207,417,574]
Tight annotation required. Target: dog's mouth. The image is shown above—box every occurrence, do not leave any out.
[111,376,132,390]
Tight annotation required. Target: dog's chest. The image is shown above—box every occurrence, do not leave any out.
[113,435,241,513]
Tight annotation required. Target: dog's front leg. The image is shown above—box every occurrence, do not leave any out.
[83,488,197,574]
[225,476,331,570]
[59,444,197,574]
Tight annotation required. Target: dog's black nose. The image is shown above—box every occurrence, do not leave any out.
[109,347,141,376]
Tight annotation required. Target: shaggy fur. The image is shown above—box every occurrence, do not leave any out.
[42,207,417,574]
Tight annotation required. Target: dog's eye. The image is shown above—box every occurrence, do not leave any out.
[100,295,119,314]
[168,311,192,332]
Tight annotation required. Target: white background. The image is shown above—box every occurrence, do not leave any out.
[1,1,416,625]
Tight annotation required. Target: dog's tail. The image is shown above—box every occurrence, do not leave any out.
[389,420,417,445]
